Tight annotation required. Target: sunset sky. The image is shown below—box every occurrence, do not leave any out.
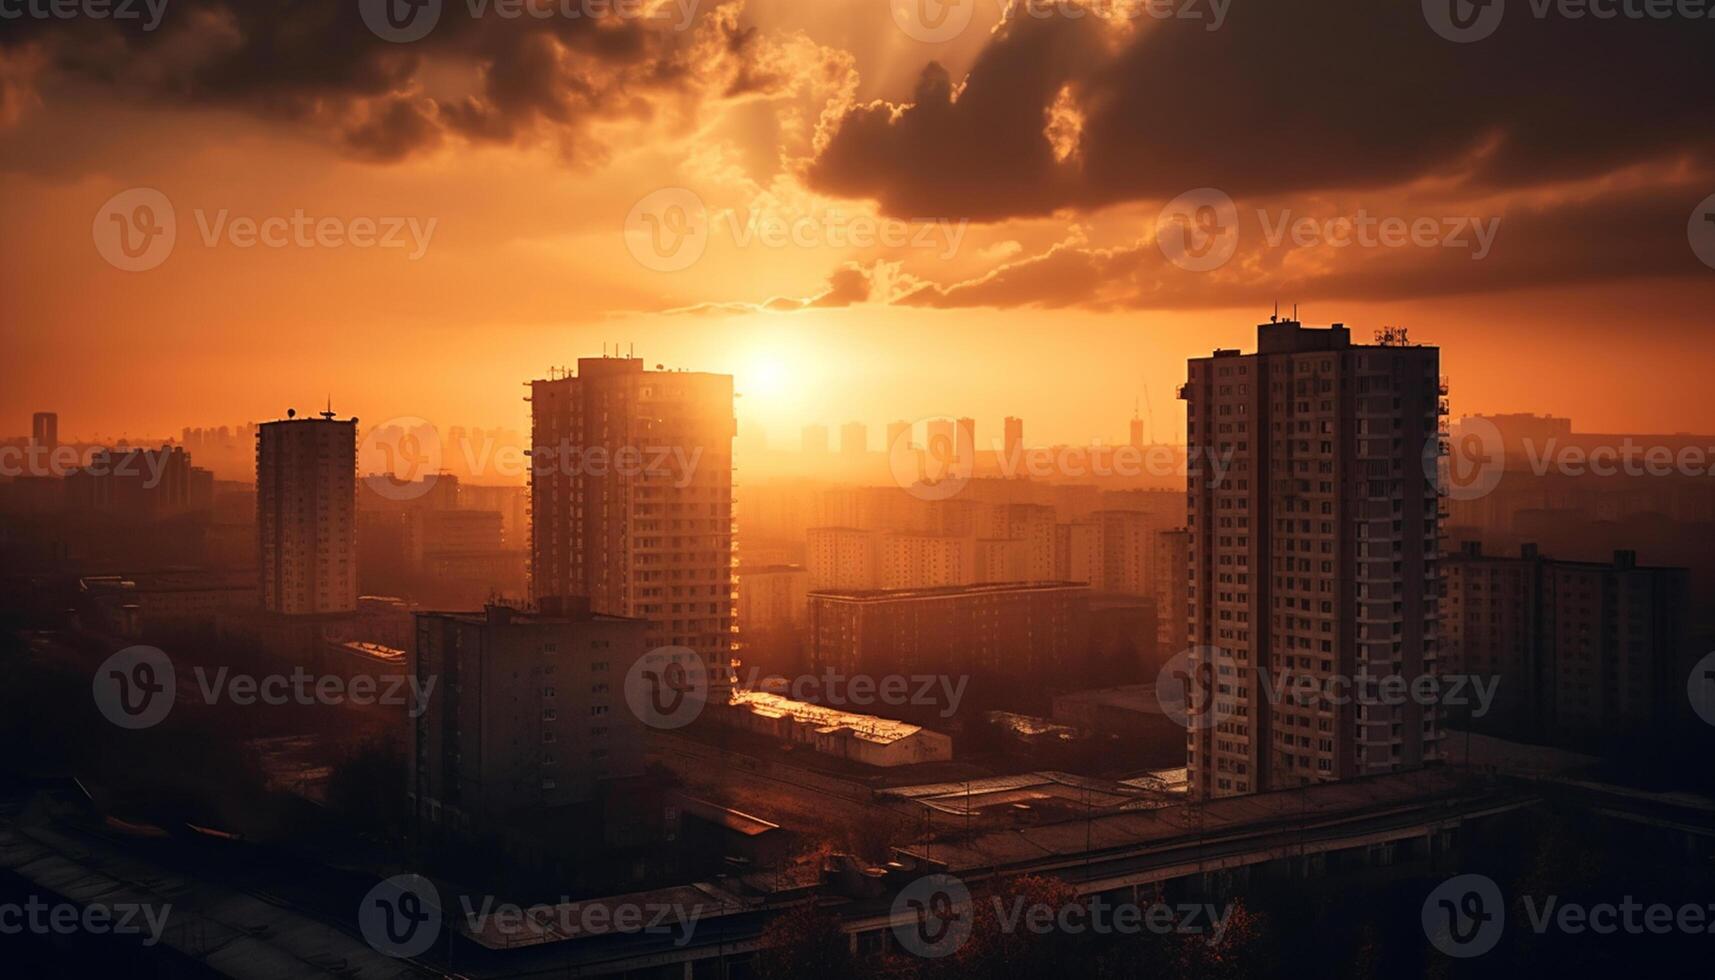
[3,0,1713,452]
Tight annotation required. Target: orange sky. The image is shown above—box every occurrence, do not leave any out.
[2,2,1713,450]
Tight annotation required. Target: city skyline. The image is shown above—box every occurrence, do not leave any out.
[3,3,1714,976]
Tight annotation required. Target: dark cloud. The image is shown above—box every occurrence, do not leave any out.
[893,179,1711,310]
[0,0,758,162]
[808,2,1715,218]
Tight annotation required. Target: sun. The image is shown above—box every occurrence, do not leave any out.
[745,354,788,400]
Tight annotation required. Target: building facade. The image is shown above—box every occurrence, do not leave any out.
[409,602,649,830]
[257,412,357,615]
[808,581,1092,694]
[529,357,736,682]
[1181,320,1445,799]
[1444,543,1689,740]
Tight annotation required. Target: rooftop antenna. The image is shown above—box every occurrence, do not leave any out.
[321,396,336,420]
[1271,300,1279,323]
[1293,303,1299,322]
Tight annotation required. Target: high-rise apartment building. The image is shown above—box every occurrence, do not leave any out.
[408,602,649,828]
[529,357,736,681]
[1181,320,1445,799]
[257,410,357,615]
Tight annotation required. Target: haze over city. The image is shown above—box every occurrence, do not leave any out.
[2,2,1714,979]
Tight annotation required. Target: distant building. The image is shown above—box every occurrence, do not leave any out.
[1053,684,1184,743]
[409,602,649,829]
[31,412,57,452]
[808,581,1092,693]
[529,357,735,683]
[736,564,810,632]
[1003,416,1023,462]
[879,533,976,589]
[886,420,912,453]
[1181,320,1445,799]
[1444,543,1690,740]
[79,571,259,638]
[65,446,209,522]
[1152,528,1189,655]
[257,411,358,615]
[807,527,880,590]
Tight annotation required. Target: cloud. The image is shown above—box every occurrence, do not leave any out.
[661,260,876,314]
[891,175,1712,310]
[806,2,1715,218]
[0,0,774,166]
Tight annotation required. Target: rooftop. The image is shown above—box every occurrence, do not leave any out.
[728,690,937,745]
[809,580,1090,602]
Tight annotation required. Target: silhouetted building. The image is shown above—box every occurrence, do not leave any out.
[409,603,649,828]
[1153,527,1190,655]
[257,410,357,615]
[1444,542,1690,741]
[808,581,1092,697]
[30,412,57,452]
[64,446,205,522]
[1181,320,1445,799]
[1004,416,1023,462]
[529,357,735,682]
